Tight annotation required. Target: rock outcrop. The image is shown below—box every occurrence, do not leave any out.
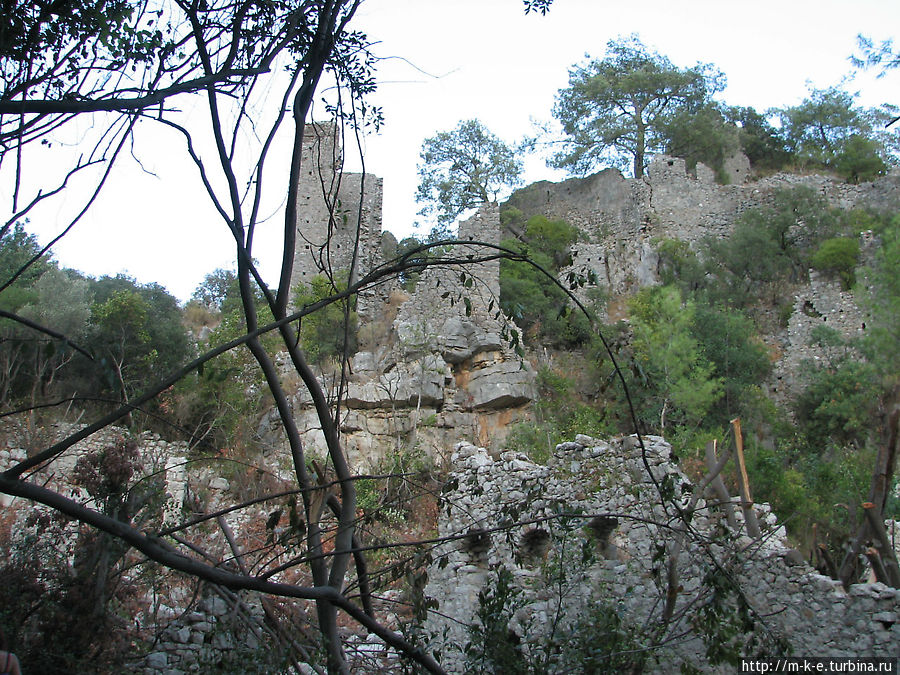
[269,202,537,468]
[286,120,900,469]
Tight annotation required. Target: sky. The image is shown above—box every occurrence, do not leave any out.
[7,0,900,302]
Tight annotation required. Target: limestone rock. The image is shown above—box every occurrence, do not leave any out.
[438,316,503,364]
[345,355,447,409]
[465,359,536,410]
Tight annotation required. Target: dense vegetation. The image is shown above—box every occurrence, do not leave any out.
[500,188,900,559]
[0,225,191,419]
[1,6,898,668]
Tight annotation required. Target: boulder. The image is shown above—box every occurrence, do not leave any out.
[465,359,536,410]
[438,317,502,364]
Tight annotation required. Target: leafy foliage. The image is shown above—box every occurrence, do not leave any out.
[505,366,612,464]
[624,286,723,433]
[416,119,523,225]
[293,274,357,364]
[833,134,889,183]
[0,222,55,311]
[1,435,165,674]
[691,303,771,429]
[852,34,900,76]
[860,214,900,380]
[0,226,189,410]
[192,268,239,311]
[498,214,588,347]
[91,275,191,378]
[742,211,898,552]
[659,103,740,182]
[700,188,844,313]
[810,237,860,288]
[723,105,793,173]
[796,360,880,447]
[773,87,898,176]
[551,34,725,177]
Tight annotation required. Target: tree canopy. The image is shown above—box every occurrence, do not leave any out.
[0,3,563,673]
[551,34,725,177]
[416,119,523,225]
[773,87,898,179]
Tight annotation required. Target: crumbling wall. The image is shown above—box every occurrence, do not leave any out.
[285,133,900,466]
[771,270,868,403]
[532,157,900,317]
[291,122,384,311]
[270,203,537,468]
[0,425,274,674]
[423,435,900,672]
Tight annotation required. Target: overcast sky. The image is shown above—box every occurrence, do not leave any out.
[9,0,899,302]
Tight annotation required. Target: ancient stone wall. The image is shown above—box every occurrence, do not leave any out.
[0,424,269,674]
[290,122,384,303]
[771,269,868,403]
[512,157,900,317]
[424,435,900,672]
[284,136,900,468]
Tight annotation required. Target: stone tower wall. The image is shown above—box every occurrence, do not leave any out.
[290,122,384,300]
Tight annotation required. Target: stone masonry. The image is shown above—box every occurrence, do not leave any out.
[287,122,900,469]
[290,122,384,300]
[423,435,900,672]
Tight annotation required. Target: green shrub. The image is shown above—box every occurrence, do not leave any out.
[795,360,879,447]
[292,273,358,364]
[810,237,860,289]
[833,134,887,184]
[498,215,588,347]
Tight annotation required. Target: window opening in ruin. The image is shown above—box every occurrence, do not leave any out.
[586,515,619,559]
[461,527,491,564]
[517,528,551,567]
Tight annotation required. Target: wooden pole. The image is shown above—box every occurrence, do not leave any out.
[731,418,761,538]
[865,547,890,585]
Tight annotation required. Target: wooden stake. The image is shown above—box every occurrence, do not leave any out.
[703,439,737,529]
[865,547,889,585]
[731,417,761,538]
[731,418,752,503]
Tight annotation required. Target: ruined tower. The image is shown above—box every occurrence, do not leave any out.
[290,122,384,298]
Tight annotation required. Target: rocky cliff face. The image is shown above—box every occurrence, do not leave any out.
[275,156,900,469]
[262,204,537,469]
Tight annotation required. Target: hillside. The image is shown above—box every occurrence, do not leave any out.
[2,150,900,672]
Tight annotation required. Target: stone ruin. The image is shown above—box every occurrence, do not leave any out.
[262,122,537,469]
[3,137,900,670]
[423,435,900,672]
[290,121,384,296]
[280,121,900,469]
[4,423,898,672]
[0,425,256,673]
[514,154,900,311]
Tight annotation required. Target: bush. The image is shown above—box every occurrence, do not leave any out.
[498,215,587,347]
[505,367,612,464]
[292,274,358,364]
[655,237,705,291]
[795,360,880,447]
[833,134,888,184]
[810,237,860,289]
